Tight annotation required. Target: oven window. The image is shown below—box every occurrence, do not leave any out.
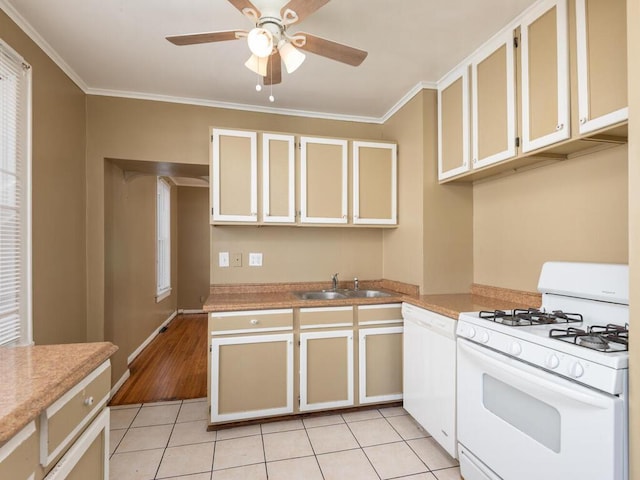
[483,374,561,452]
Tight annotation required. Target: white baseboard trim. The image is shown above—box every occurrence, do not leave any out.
[127,310,178,365]
[178,308,206,314]
[110,369,130,399]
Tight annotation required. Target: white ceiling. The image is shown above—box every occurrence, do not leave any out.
[2,0,537,122]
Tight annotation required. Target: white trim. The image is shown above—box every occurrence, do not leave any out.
[262,133,296,223]
[127,310,177,364]
[110,369,130,400]
[299,330,354,412]
[437,64,470,180]
[155,287,171,303]
[211,129,258,222]
[357,303,402,311]
[352,141,397,225]
[210,308,293,317]
[300,137,348,224]
[211,326,293,336]
[300,322,353,330]
[178,308,206,314]
[43,409,109,480]
[521,0,570,153]
[210,333,294,422]
[41,361,110,466]
[471,29,517,168]
[0,421,35,463]
[358,320,403,326]
[358,326,404,404]
[575,0,628,134]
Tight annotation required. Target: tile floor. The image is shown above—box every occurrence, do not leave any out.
[109,399,461,480]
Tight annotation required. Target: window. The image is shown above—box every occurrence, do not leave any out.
[156,177,171,302]
[0,41,32,346]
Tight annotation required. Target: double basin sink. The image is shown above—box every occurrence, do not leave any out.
[293,289,394,300]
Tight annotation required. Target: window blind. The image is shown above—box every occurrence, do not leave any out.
[156,178,171,299]
[0,41,31,346]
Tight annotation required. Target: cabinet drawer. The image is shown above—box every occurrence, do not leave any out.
[299,306,353,329]
[0,421,38,480]
[40,361,110,467]
[210,309,293,334]
[357,304,402,325]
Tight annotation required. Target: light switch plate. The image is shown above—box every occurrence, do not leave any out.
[219,252,229,267]
[249,253,263,266]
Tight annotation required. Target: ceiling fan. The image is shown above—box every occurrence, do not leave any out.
[166,0,368,86]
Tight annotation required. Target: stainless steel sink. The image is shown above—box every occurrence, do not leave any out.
[345,289,393,298]
[294,289,394,300]
[294,290,348,300]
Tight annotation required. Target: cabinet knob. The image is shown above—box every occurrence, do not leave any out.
[555,123,564,131]
[580,117,587,124]
[84,396,94,406]
[250,319,259,325]
[473,158,477,164]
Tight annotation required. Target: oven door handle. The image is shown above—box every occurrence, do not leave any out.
[458,339,616,409]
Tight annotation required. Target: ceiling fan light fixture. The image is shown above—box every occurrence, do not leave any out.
[247,27,274,57]
[245,54,268,76]
[278,40,305,74]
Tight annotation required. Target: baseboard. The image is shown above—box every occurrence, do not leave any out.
[110,369,130,399]
[178,308,206,314]
[127,310,178,365]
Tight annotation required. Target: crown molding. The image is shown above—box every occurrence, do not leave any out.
[380,81,437,123]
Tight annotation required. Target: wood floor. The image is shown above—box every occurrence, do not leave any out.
[109,313,208,405]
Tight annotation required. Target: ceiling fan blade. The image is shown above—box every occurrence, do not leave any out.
[280,0,330,24]
[264,51,282,85]
[227,0,261,17]
[166,30,246,46]
[296,33,368,66]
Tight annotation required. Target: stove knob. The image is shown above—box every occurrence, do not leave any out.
[546,354,560,369]
[570,362,585,378]
[467,327,476,339]
[478,331,490,344]
[509,342,522,356]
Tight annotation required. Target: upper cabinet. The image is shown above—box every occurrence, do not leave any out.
[520,0,570,153]
[471,30,517,167]
[352,141,397,225]
[438,0,628,183]
[575,0,628,134]
[211,129,257,222]
[300,137,348,225]
[438,64,470,180]
[262,133,296,223]
[211,128,397,227]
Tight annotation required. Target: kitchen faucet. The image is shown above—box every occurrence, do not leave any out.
[331,273,339,291]
[354,277,359,291]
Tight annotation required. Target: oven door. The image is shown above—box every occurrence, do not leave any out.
[457,338,625,480]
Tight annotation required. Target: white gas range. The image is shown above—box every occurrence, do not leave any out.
[456,262,629,480]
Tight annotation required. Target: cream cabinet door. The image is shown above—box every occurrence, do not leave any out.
[300,137,348,224]
[576,0,628,134]
[300,330,354,411]
[471,30,516,168]
[211,333,294,422]
[0,422,39,480]
[438,64,470,180]
[520,0,570,153]
[352,141,397,225]
[358,326,403,404]
[262,133,295,223]
[211,129,257,223]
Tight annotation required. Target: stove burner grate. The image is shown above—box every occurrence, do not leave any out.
[479,308,583,326]
[549,324,629,352]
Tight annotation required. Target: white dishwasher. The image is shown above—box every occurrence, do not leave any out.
[402,302,457,458]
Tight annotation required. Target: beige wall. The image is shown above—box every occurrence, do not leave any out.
[627,0,639,475]
[473,145,629,292]
[104,163,178,381]
[86,96,383,342]
[1,11,88,345]
[177,186,210,309]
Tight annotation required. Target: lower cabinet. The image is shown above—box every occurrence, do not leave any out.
[0,422,39,480]
[210,333,294,422]
[358,327,403,404]
[299,330,354,411]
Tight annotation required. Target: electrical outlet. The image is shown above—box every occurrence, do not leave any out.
[219,252,229,267]
[231,253,242,267]
[249,253,263,267]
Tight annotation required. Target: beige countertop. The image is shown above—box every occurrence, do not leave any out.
[204,281,541,320]
[0,342,118,443]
